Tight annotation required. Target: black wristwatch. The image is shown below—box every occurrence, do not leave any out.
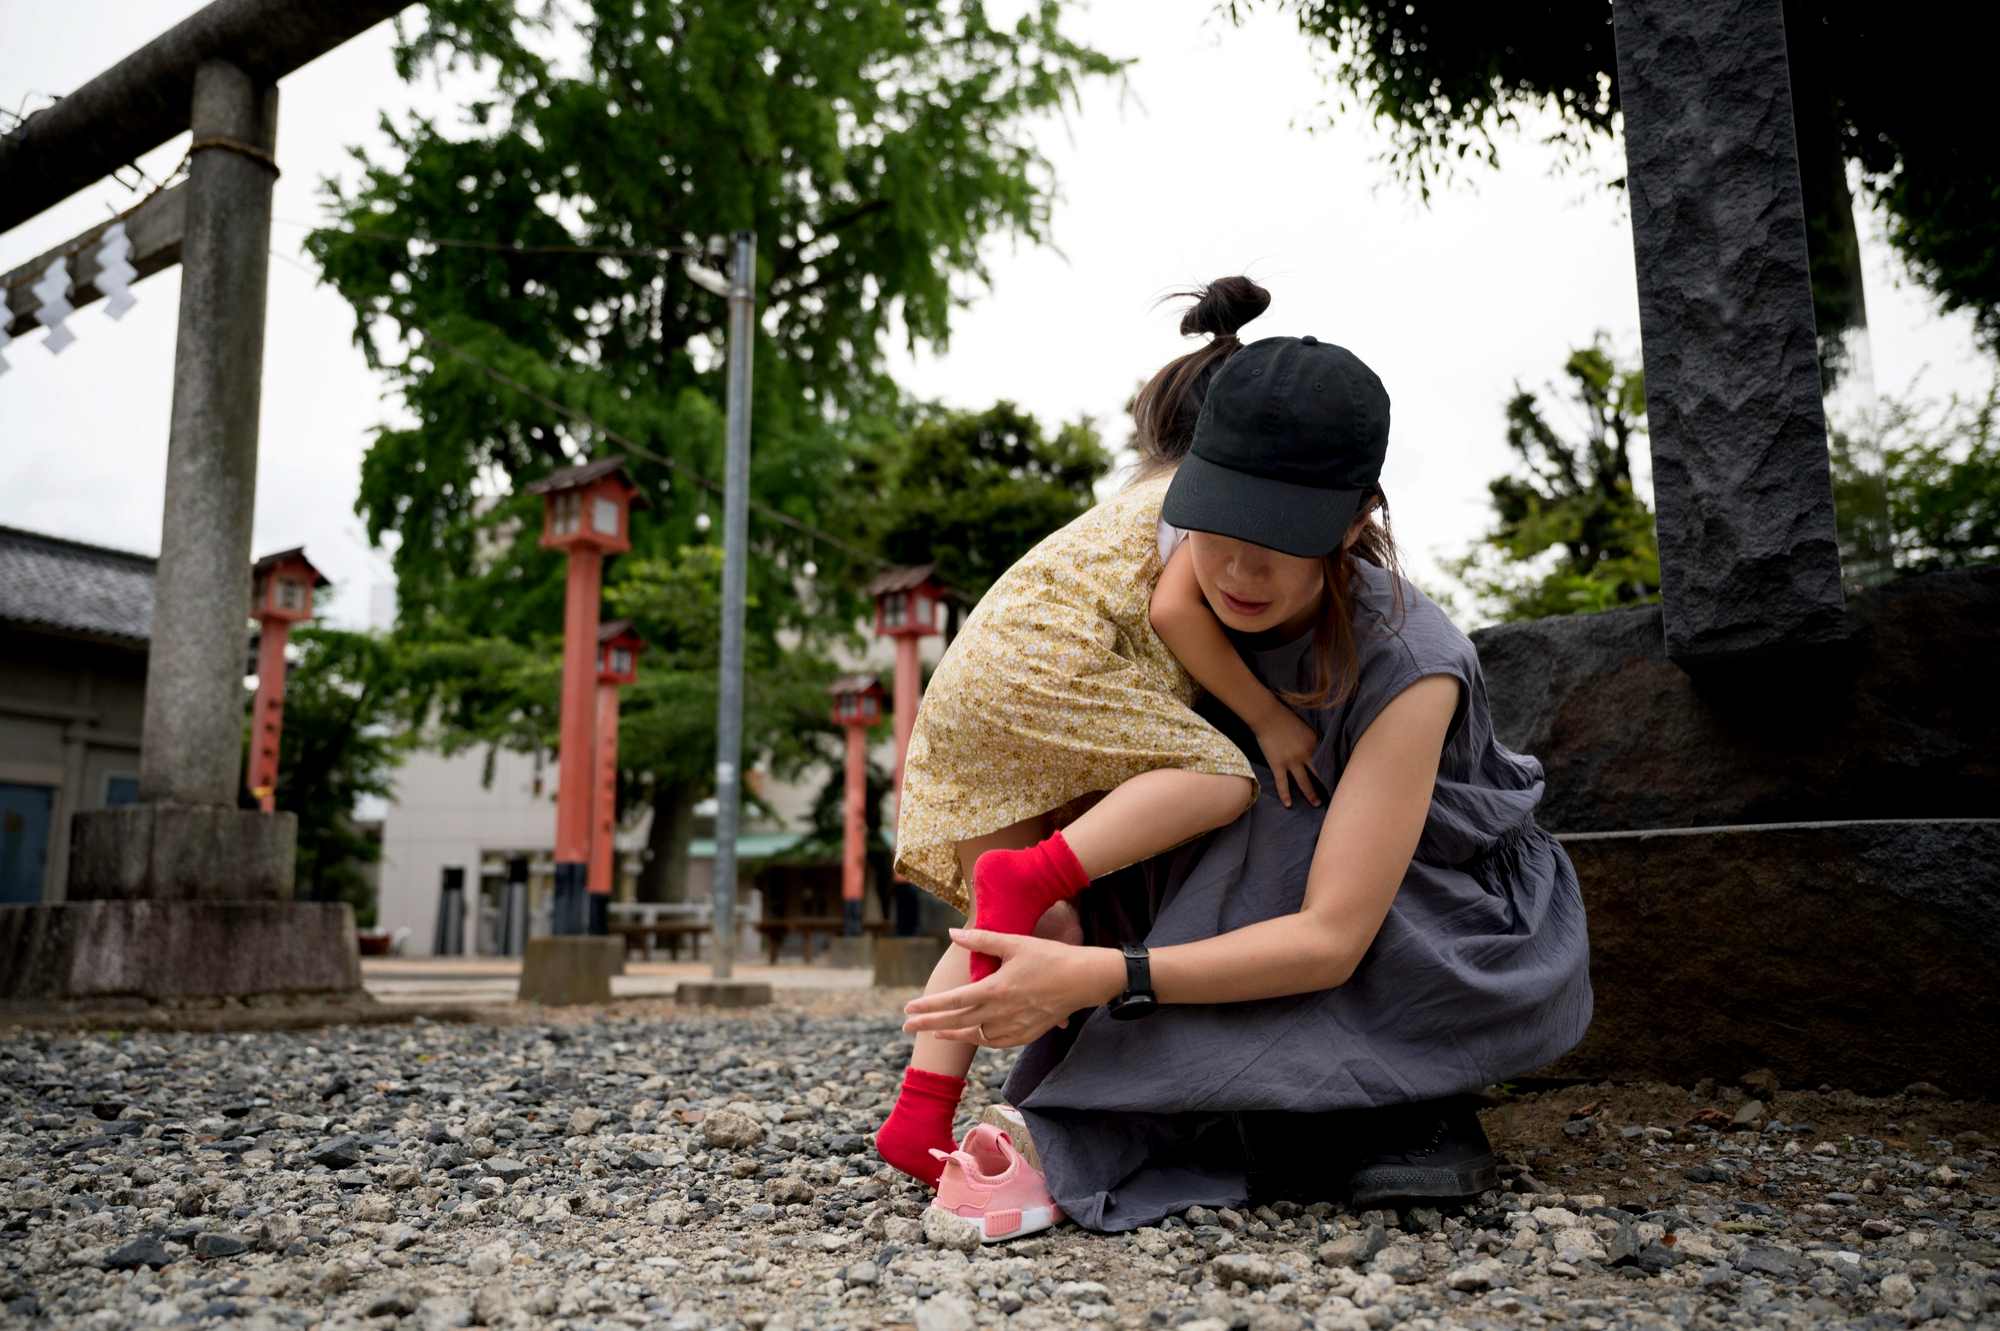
[1106,943,1158,1021]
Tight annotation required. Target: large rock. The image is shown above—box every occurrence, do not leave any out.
[1552,818,2000,1095]
[1611,0,1846,664]
[0,900,359,1000]
[1474,567,2000,833]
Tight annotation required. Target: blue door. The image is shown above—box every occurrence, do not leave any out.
[0,784,55,904]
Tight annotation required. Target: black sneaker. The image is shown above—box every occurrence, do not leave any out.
[1344,1099,1500,1207]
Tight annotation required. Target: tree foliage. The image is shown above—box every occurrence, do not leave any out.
[862,401,1113,602]
[1451,339,1660,622]
[1832,383,2000,575]
[304,0,1123,893]
[1455,346,2000,624]
[1244,0,2000,361]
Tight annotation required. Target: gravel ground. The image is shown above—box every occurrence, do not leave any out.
[2,994,1996,1331]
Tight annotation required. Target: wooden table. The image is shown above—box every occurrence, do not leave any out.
[755,917,891,964]
[610,919,709,961]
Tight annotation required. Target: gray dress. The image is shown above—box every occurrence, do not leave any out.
[1001,559,1593,1232]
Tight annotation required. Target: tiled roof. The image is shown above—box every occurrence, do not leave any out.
[522,456,632,494]
[0,525,156,647]
[864,563,939,597]
[252,546,329,586]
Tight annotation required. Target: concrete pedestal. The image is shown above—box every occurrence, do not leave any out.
[69,805,297,902]
[819,936,874,970]
[674,979,773,1008]
[517,936,622,1006]
[873,936,950,988]
[0,901,359,1000]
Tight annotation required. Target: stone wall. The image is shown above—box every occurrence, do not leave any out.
[1472,567,2000,833]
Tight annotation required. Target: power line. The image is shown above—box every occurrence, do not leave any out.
[271,216,712,263]
[265,246,888,572]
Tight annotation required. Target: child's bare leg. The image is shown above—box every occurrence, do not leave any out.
[966,769,1253,978]
[1059,769,1254,878]
[876,817,1046,1184]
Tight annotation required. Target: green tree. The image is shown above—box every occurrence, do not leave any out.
[863,401,1113,607]
[1241,1,2000,368]
[1831,382,2000,574]
[1451,340,1661,622]
[306,0,1122,894]
[255,627,406,925]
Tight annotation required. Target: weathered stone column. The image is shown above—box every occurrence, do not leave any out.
[1612,0,1848,666]
[141,59,277,805]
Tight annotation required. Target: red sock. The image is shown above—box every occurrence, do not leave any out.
[874,1067,966,1187]
[967,830,1090,982]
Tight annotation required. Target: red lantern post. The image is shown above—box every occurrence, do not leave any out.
[867,566,947,815]
[245,549,327,813]
[589,622,645,920]
[828,675,886,936]
[524,458,645,935]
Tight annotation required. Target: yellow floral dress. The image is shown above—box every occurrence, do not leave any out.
[893,472,1256,912]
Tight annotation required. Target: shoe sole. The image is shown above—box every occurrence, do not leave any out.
[929,1200,1064,1243]
[977,1104,1043,1172]
[1346,1156,1501,1208]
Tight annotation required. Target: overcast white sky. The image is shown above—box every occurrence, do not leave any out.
[2,0,1991,628]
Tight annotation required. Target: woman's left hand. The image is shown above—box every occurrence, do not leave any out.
[902,929,1120,1047]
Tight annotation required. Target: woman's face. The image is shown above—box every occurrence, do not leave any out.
[1187,532,1327,636]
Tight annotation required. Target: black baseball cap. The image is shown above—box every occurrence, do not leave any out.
[1161,335,1390,558]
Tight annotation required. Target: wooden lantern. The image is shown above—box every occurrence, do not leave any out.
[828,674,886,728]
[250,548,327,623]
[525,456,647,554]
[597,619,645,686]
[867,565,948,640]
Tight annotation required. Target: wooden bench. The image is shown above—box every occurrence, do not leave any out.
[756,916,892,965]
[611,919,709,961]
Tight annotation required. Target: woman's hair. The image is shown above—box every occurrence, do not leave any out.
[1282,490,1408,712]
[1130,276,1270,480]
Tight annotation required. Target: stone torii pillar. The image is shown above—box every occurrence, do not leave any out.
[0,1,415,1003]
[1611,0,1849,667]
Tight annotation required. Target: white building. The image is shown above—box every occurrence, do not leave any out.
[373,614,948,957]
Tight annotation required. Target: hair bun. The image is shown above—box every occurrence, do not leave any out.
[1178,276,1271,339]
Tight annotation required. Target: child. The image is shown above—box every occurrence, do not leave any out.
[876,277,1344,1186]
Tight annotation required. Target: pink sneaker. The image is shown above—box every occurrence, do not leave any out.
[927,1123,1065,1243]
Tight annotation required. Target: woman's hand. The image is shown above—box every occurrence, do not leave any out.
[1253,708,1322,808]
[902,929,1124,1047]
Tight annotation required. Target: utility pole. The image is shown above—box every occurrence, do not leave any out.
[679,229,772,1009]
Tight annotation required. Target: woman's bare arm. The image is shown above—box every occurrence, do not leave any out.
[1143,673,1457,1001]
[903,674,1460,1043]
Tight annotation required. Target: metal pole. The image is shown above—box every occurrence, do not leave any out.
[710,230,756,981]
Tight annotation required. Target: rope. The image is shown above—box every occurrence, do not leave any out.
[189,134,280,177]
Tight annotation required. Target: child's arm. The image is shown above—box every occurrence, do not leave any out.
[1150,542,1321,807]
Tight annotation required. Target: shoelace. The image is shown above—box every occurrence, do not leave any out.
[1408,1118,1450,1159]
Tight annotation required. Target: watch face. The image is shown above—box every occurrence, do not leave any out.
[1108,993,1158,1021]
